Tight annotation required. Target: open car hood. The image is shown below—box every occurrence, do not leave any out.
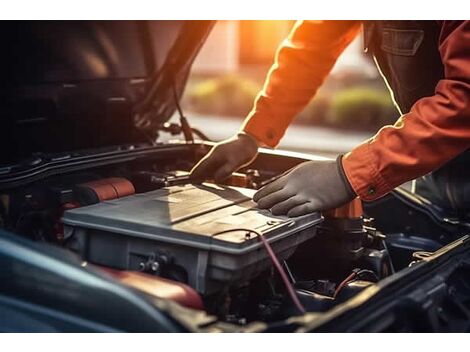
[0,21,214,164]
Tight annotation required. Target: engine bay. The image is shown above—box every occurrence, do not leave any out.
[2,20,470,332]
[62,182,321,296]
[0,143,463,327]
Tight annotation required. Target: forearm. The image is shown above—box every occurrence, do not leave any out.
[242,20,361,147]
[343,21,470,201]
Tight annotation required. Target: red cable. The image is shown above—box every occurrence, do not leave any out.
[211,228,306,315]
[257,233,306,314]
[333,271,357,299]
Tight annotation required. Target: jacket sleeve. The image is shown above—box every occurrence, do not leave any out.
[242,20,361,147]
[342,21,470,201]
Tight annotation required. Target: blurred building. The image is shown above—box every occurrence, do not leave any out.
[184,21,395,144]
[192,20,377,78]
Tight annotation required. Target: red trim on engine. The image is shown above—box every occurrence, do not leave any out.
[99,267,204,311]
[79,177,135,202]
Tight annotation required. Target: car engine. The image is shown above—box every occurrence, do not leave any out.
[0,145,395,324]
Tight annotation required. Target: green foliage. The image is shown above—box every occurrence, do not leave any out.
[185,75,261,117]
[327,88,398,131]
[296,94,331,125]
[296,87,398,131]
[185,75,399,132]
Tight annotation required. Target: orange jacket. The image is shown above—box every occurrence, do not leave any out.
[242,20,470,201]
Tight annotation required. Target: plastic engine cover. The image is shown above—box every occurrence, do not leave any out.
[62,183,323,294]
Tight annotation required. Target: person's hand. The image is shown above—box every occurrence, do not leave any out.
[253,158,356,217]
[190,132,259,183]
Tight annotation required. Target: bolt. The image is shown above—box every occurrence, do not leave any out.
[150,261,160,273]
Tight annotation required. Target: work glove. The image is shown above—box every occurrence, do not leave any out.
[253,157,356,217]
[190,132,259,183]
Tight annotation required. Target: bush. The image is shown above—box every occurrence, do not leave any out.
[328,88,398,131]
[296,93,331,125]
[185,76,399,133]
[185,75,261,117]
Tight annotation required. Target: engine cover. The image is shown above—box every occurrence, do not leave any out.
[62,183,322,294]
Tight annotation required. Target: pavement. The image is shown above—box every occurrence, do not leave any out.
[165,113,373,158]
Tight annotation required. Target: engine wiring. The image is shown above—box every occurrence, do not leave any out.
[333,270,358,299]
[172,83,194,144]
[190,127,211,142]
[158,122,211,141]
[333,268,380,299]
[210,228,306,315]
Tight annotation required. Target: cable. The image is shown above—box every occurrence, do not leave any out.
[191,127,211,141]
[172,84,194,144]
[158,123,211,142]
[333,270,358,299]
[210,228,306,315]
[138,128,157,146]
[381,238,395,275]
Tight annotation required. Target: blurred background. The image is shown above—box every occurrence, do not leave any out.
[178,21,399,157]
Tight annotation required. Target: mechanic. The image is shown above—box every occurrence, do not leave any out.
[190,21,470,217]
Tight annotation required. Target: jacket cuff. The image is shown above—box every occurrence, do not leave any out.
[241,111,284,148]
[341,142,393,201]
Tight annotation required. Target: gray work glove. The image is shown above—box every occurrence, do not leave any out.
[190,132,259,183]
[253,157,356,217]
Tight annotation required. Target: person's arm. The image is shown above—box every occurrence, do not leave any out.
[242,20,362,147]
[191,20,361,182]
[342,21,470,201]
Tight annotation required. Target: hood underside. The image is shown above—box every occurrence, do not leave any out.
[0,20,214,164]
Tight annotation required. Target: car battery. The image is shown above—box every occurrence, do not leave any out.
[62,183,323,294]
